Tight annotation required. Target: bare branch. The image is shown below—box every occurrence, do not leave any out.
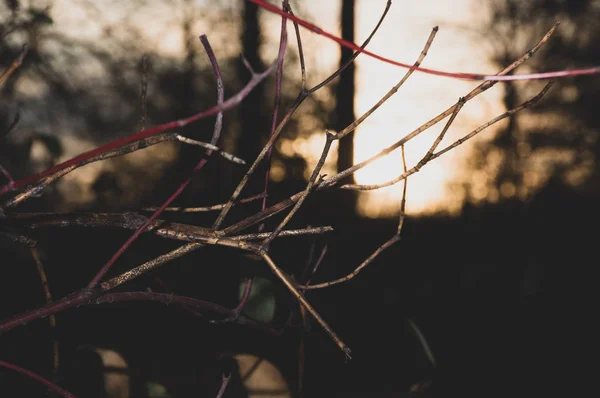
[142,193,266,213]
[318,22,560,190]
[342,83,553,190]
[336,25,438,140]
[86,34,227,288]
[0,59,276,197]
[304,235,401,290]
[175,134,246,164]
[212,0,392,229]
[0,44,28,86]
[259,250,351,359]
[0,360,74,398]
[261,131,335,248]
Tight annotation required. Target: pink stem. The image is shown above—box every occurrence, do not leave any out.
[249,0,600,81]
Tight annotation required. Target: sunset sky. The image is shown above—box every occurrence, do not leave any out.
[39,0,515,216]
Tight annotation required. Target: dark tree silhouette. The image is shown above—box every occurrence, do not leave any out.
[467,0,600,203]
[237,0,270,178]
[334,0,356,183]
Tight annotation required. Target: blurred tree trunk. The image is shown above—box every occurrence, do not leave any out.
[238,0,269,182]
[335,0,356,183]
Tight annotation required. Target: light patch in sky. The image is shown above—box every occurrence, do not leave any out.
[352,0,505,216]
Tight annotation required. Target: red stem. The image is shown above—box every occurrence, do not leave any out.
[87,34,227,288]
[0,62,274,197]
[0,360,77,398]
[249,0,600,81]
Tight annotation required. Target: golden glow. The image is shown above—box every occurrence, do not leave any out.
[39,1,576,217]
[353,0,505,216]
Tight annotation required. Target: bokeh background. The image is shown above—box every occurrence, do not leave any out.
[1,0,599,396]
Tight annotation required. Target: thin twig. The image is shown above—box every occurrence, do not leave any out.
[232,226,333,241]
[215,373,231,398]
[138,54,149,131]
[0,44,28,86]
[261,131,335,248]
[86,35,227,288]
[259,250,351,359]
[2,131,244,209]
[397,145,408,235]
[1,110,20,139]
[407,318,437,368]
[336,26,438,140]
[0,164,14,186]
[8,212,331,243]
[288,5,306,89]
[415,97,465,170]
[259,0,289,232]
[342,96,465,190]
[30,245,59,374]
[304,235,401,290]
[317,23,560,190]
[175,134,246,164]
[100,242,204,291]
[141,192,266,213]
[342,83,553,190]
[251,2,594,81]
[212,0,392,229]
[217,19,544,233]
[0,59,276,197]
[0,360,76,398]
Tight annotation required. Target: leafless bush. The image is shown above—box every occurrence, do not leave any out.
[0,1,566,396]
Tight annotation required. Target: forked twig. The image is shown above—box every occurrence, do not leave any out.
[318,23,560,190]
[259,250,351,359]
[261,131,335,248]
[250,1,597,81]
[0,58,276,197]
[212,0,392,229]
[342,83,553,190]
[86,34,227,288]
[336,26,438,140]
[304,235,401,290]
